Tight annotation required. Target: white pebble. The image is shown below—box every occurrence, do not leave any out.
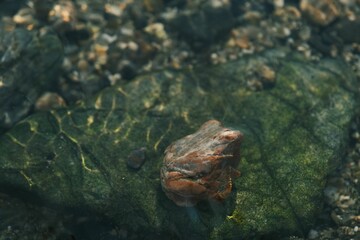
[308,229,319,239]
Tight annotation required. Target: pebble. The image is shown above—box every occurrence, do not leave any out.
[259,65,276,83]
[307,229,319,239]
[300,0,339,26]
[126,147,147,170]
[13,8,35,25]
[35,92,66,111]
[273,0,284,8]
[144,22,167,40]
[335,19,360,43]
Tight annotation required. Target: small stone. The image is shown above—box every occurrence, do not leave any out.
[77,59,88,72]
[120,61,137,81]
[108,73,121,86]
[166,1,234,50]
[127,147,146,169]
[120,27,134,37]
[259,65,276,83]
[127,41,138,51]
[33,0,53,22]
[273,0,284,8]
[13,8,35,25]
[144,23,167,40]
[93,43,108,66]
[334,19,360,44]
[298,25,312,41]
[94,43,108,55]
[35,92,66,111]
[300,0,339,26]
[308,229,319,239]
[104,4,123,17]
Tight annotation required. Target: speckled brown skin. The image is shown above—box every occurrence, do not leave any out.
[160,120,243,207]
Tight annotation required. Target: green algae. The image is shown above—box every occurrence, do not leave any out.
[0,29,63,132]
[0,51,358,239]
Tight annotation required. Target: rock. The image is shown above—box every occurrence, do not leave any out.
[0,49,358,239]
[165,0,235,50]
[35,92,66,111]
[0,28,63,133]
[33,0,54,22]
[127,147,147,169]
[0,0,27,17]
[334,18,360,44]
[300,0,339,26]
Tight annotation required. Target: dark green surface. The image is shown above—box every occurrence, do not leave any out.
[0,28,63,132]
[0,51,358,239]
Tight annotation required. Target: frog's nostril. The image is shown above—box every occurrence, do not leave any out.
[220,131,241,141]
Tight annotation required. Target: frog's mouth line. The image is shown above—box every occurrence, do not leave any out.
[165,153,238,176]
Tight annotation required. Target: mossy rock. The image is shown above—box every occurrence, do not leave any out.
[0,28,63,132]
[0,50,358,239]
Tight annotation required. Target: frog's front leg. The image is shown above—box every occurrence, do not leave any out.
[161,170,208,206]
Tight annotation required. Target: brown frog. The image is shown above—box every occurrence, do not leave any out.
[160,120,243,207]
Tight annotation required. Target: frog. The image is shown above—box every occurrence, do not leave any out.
[160,120,244,207]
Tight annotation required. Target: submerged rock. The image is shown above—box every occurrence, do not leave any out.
[0,50,358,239]
[165,0,235,51]
[127,147,147,169]
[0,28,63,133]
